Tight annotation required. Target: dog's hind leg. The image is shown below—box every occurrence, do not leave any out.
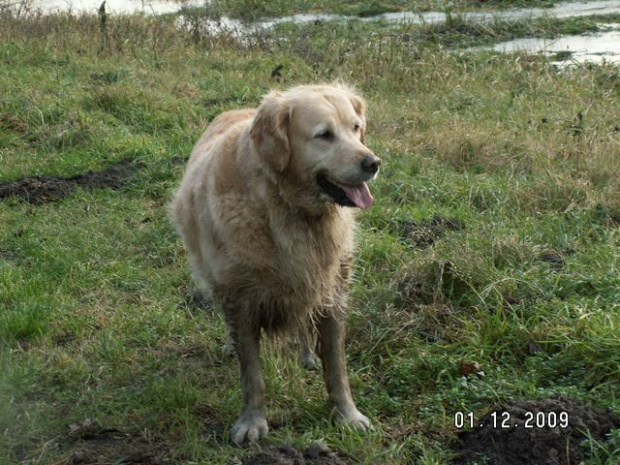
[225,324,320,369]
[299,326,320,370]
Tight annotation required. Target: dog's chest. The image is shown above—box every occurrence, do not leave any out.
[274,214,351,291]
[219,202,354,308]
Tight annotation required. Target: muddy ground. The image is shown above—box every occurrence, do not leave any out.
[58,420,350,465]
[242,443,351,465]
[393,215,466,249]
[5,165,617,465]
[0,159,137,204]
[56,396,619,464]
[451,397,620,465]
[61,419,167,465]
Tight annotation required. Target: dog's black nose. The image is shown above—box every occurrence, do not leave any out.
[361,155,381,174]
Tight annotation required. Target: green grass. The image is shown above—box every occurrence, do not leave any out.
[1,4,620,465]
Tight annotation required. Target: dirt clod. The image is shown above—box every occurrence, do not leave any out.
[538,249,574,270]
[61,419,166,465]
[242,443,351,465]
[451,397,620,465]
[0,159,136,204]
[394,215,465,249]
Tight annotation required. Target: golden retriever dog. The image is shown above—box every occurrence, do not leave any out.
[170,84,380,445]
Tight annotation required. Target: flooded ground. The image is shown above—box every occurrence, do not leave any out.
[489,28,620,65]
[16,0,203,15]
[255,0,620,27]
[24,0,620,22]
[19,0,620,64]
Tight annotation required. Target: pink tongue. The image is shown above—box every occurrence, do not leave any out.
[337,182,374,209]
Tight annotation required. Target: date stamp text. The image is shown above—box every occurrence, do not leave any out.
[454,410,569,430]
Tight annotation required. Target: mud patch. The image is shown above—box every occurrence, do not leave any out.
[0,115,29,133]
[0,248,21,263]
[393,215,465,249]
[61,419,168,465]
[451,397,620,465]
[243,443,351,465]
[396,260,456,306]
[0,159,137,204]
[591,203,620,228]
[537,250,571,270]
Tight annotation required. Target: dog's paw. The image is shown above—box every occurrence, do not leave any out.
[222,338,236,358]
[299,352,321,371]
[230,413,269,445]
[334,408,371,431]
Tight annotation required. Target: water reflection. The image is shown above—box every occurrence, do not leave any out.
[25,0,620,22]
[25,0,203,15]
[489,29,620,65]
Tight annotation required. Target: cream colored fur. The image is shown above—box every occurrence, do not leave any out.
[170,84,379,445]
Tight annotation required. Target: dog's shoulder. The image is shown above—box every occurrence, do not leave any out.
[188,109,257,166]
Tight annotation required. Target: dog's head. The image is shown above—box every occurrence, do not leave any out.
[250,84,380,211]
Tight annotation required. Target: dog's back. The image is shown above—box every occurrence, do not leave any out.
[187,109,256,167]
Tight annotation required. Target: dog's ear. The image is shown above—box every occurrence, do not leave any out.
[250,91,291,173]
[349,93,366,118]
[349,94,367,144]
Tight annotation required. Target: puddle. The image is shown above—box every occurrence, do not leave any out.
[179,0,620,37]
[21,0,204,15]
[194,0,620,30]
[489,28,620,65]
[355,0,620,26]
[187,0,620,64]
[23,0,620,24]
[17,0,620,63]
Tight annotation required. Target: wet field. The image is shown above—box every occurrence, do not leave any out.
[25,0,620,65]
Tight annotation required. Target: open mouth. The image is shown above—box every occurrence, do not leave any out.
[317,173,374,209]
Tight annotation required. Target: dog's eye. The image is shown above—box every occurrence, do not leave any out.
[353,123,361,131]
[317,130,334,141]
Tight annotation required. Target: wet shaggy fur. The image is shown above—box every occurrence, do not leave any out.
[170,84,379,445]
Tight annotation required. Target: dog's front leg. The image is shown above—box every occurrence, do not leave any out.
[316,313,370,430]
[228,312,268,445]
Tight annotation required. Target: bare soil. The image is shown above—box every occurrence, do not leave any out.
[451,397,620,465]
[393,215,465,249]
[0,159,137,204]
[242,443,352,465]
[60,419,168,465]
